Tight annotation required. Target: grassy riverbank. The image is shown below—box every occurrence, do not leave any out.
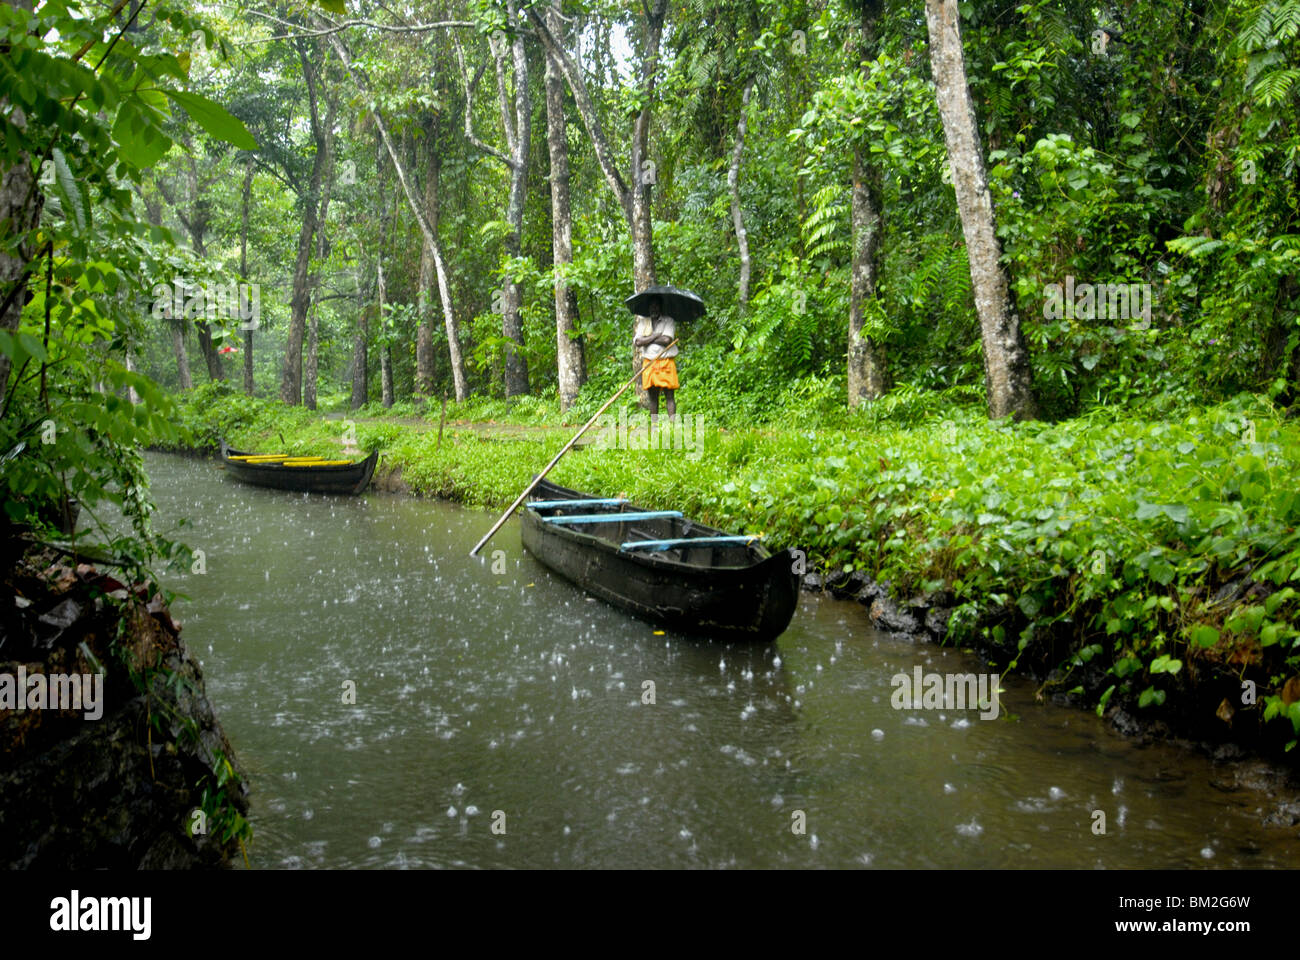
[167,382,1300,759]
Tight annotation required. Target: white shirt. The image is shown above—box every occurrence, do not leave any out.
[636,315,677,359]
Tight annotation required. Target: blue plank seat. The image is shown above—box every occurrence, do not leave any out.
[526,498,627,510]
[619,535,762,552]
[540,511,682,525]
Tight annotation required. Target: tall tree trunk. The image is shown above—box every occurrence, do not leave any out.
[382,344,393,407]
[279,42,330,406]
[302,98,335,416]
[124,348,140,404]
[323,26,467,402]
[351,263,368,409]
[194,319,223,381]
[170,324,193,390]
[378,258,393,407]
[351,310,370,409]
[421,133,468,401]
[280,195,315,404]
[848,146,888,406]
[416,128,439,399]
[240,159,255,395]
[0,13,41,409]
[848,3,888,407]
[496,5,531,397]
[925,0,1037,420]
[525,9,632,224]
[543,0,585,411]
[728,76,755,316]
[305,95,337,413]
[305,307,319,410]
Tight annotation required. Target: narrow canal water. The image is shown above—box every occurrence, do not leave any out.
[139,452,1299,868]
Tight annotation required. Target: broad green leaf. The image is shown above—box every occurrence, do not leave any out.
[51,147,89,233]
[1138,686,1166,708]
[16,331,46,362]
[1149,557,1175,585]
[163,89,258,149]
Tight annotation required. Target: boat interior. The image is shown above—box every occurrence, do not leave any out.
[526,497,766,566]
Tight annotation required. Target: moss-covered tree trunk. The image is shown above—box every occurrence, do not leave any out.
[925,0,1037,421]
[542,0,585,411]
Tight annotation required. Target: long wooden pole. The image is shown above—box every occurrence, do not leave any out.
[469,338,677,557]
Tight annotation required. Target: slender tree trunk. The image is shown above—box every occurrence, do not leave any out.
[422,136,468,401]
[240,159,255,395]
[416,128,439,398]
[495,4,531,397]
[728,76,755,315]
[525,9,631,224]
[124,349,140,404]
[0,159,40,402]
[351,263,368,409]
[415,256,436,398]
[925,0,1037,420]
[351,310,369,409]
[305,95,337,413]
[378,258,393,407]
[847,4,888,407]
[375,138,394,409]
[281,199,316,403]
[195,320,223,381]
[322,26,467,402]
[848,146,888,406]
[305,307,319,410]
[171,325,192,390]
[280,43,329,406]
[0,0,39,407]
[543,0,585,411]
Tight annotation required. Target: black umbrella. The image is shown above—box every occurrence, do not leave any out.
[624,284,706,322]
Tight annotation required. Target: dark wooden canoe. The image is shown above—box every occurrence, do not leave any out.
[219,440,378,495]
[520,478,801,642]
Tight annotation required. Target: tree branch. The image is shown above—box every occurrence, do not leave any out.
[231,8,473,45]
[454,34,514,167]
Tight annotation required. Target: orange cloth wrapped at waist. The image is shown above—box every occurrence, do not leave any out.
[641,357,679,390]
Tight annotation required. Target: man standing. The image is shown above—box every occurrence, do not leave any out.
[633,296,677,422]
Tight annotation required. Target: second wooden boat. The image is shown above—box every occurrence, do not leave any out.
[219,440,378,495]
[520,478,801,642]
